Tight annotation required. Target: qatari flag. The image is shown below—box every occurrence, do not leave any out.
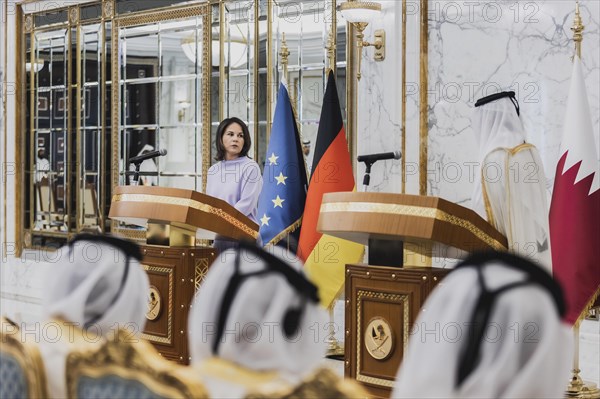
[549,56,600,325]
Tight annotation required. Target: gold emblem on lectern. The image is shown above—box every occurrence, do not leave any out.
[146,286,162,321]
[364,317,394,360]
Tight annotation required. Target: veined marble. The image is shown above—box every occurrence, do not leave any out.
[427,0,600,204]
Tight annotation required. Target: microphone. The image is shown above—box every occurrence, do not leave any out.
[357,151,401,164]
[129,148,167,164]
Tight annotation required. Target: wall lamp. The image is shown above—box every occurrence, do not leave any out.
[340,1,385,80]
[177,100,191,122]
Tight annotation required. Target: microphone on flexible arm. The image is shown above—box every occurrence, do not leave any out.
[129,149,167,186]
[128,148,167,164]
[357,151,402,191]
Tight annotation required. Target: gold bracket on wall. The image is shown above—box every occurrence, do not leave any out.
[373,29,385,61]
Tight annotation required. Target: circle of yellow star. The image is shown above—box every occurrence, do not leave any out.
[260,213,271,226]
[268,153,279,165]
[275,172,288,185]
[272,195,285,208]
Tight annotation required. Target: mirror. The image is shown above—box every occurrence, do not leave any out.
[20,1,349,247]
[79,21,108,231]
[29,27,70,236]
[117,13,209,192]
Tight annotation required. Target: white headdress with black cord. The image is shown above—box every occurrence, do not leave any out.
[188,241,328,397]
[471,91,526,219]
[42,233,150,335]
[392,251,572,398]
[470,92,551,268]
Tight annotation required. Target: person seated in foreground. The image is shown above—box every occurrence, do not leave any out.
[392,251,572,399]
[188,240,337,398]
[37,233,150,398]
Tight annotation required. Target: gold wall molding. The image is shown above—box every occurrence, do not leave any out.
[355,289,409,388]
[140,264,174,345]
[419,0,428,195]
[401,0,407,193]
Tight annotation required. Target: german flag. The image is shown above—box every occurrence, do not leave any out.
[297,71,364,308]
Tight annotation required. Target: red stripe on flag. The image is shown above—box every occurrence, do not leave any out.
[298,127,354,262]
[550,151,600,324]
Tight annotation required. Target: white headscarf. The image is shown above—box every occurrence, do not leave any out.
[188,243,328,397]
[470,94,551,269]
[42,234,150,335]
[471,94,526,219]
[392,252,572,399]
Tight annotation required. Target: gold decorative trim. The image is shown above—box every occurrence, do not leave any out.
[401,0,406,193]
[2,0,9,255]
[110,12,119,233]
[117,5,207,28]
[481,143,535,239]
[75,21,82,231]
[140,265,173,345]
[508,142,534,155]
[99,3,110,231]
[24,15,33,32]
[347,12,357,173]
[419,0,428,195]
[320,201,507,250]
[112,193,259,239]
[356,290,409,388]
[66,329,208,398]
[339,2,381,12]
[1,318,49,398]
[103,1,114,19]
[16,8,24,257]
[113,228,146,242]
[253,2,260,161]
[69,7,79,24]
[266,0,274,141]
[194,258,210,290]
[201,9,210,192]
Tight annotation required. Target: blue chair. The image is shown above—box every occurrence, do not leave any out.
[66,329,207,399]
[0,318,48,399]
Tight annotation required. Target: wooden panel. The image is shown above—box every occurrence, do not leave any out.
[109,186,258,240]
[140,245,216,365]
[319,192,507,252]
[345,264,449,398]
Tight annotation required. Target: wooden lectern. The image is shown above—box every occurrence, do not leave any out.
[109,186,259,364]
[318,192,507,398]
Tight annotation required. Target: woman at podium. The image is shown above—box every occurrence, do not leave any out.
[206,117,263,250]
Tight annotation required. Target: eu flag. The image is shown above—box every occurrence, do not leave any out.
[257,82,308,247]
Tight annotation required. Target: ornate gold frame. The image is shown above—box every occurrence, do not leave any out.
[355,289,409,388]
[1,317,49,398]
[419,0,428,195]
[109,3,210,237]
[16,0,349,251]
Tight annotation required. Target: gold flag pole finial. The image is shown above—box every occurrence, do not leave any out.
[572,0,584,59]
[326,30,336,74]
[279,32,290,83]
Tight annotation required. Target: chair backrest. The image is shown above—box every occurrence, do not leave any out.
[83,183,99,225]
[66,329,208,399]
[245,367,368,399]
[0,317,48,399]
[36,177,57,214]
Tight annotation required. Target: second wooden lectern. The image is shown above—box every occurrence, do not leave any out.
[109,186,259,363]
[318,192,507,398]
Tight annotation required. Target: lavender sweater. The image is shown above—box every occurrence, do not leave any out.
[206,156,263,224]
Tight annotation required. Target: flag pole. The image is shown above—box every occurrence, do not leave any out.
[322,29,345,359]
[564,3,599,397]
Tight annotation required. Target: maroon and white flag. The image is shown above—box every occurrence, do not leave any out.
[549,57,600,325]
